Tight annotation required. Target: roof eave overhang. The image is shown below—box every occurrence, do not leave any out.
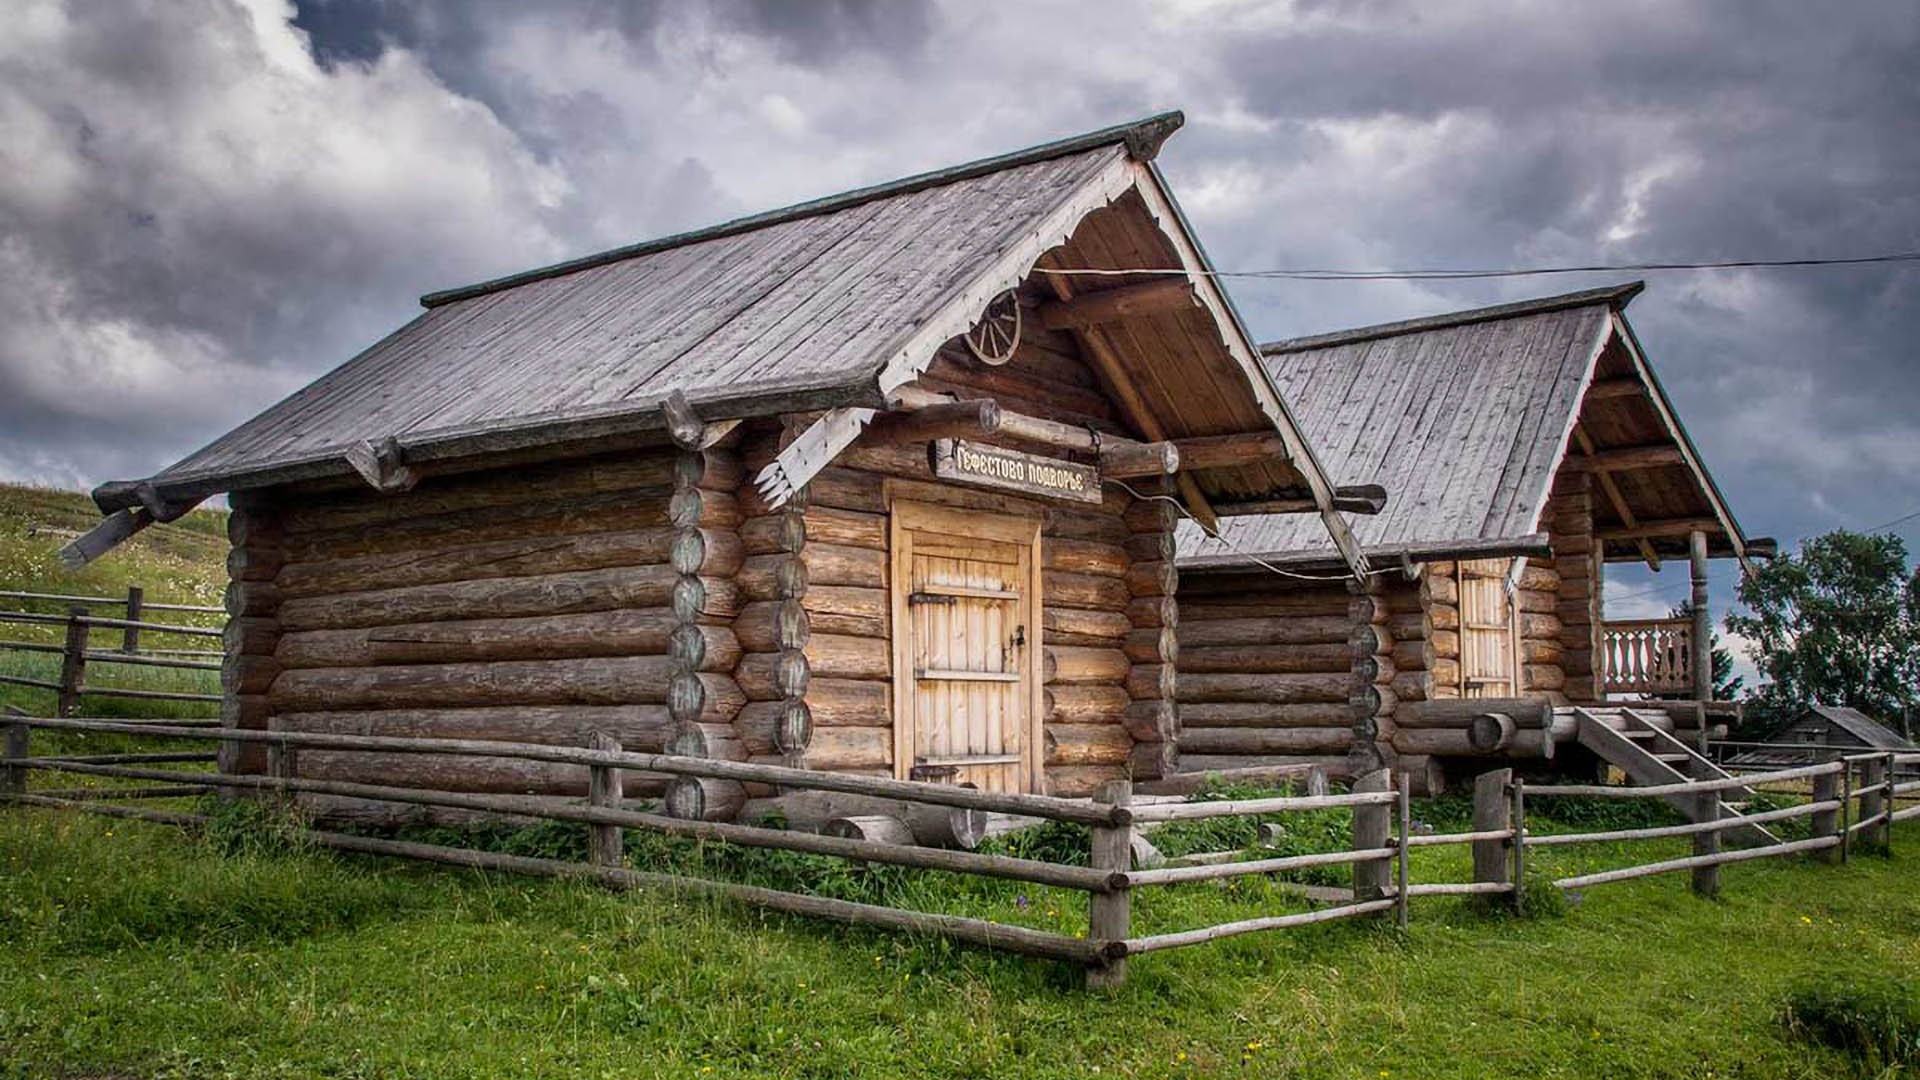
[95,373,884,514]
[1179,531,1552,575]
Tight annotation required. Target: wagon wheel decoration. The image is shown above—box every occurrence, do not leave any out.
[964,290,1022,366]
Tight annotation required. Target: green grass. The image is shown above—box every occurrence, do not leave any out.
[1,797,1915,1078]
[0,482,227,721]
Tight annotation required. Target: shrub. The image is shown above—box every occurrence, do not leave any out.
[1780,974,1920,1066]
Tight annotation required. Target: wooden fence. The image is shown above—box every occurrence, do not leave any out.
[0,602,223,713]
[1599,617,1694,696]
[0,714,1912,987]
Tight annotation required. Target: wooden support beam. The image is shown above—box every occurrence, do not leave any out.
[1583,377,1646,401]
[1575,426,1659,570]
[863,399,1001,445]
[1596,517,1726,543]
[1214,484,1386,517]
[1564,444,1686,472]
[1034,264,1218,531]
[58,508,155,570]
[889,385,1176,478]
[344,436,419,494]
[1169,432,1289,471]
[1035,279,1196,332]
[662,390,706,450]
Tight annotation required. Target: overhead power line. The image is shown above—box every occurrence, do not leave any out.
[1033,250,1920,282]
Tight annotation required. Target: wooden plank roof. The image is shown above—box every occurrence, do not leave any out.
[98,115,1191,504]
[1179,282,1758,570]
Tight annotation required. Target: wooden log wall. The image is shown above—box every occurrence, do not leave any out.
[1175,570,1362,782]
[1118,495,1177,786]
[664,448,751,821]
[238,447,734,823]
[1544,468,1599,703]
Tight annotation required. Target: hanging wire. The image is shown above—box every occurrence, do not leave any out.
[1032,250,1920,283]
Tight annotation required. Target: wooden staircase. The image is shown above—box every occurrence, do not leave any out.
[1572,707,1780,846]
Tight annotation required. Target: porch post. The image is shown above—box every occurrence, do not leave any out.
[1689,530,1711,702]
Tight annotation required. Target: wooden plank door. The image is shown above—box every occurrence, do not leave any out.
[1459,558,1518,698]
[889,502,1041,794]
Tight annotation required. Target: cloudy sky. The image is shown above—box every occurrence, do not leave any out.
[3,0,1916,670]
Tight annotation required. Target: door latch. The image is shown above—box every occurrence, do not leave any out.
[1011,625,1026,647]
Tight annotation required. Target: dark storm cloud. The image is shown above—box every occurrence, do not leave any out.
[2,0,1913,676]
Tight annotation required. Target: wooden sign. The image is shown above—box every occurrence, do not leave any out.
[930,439,1101,504]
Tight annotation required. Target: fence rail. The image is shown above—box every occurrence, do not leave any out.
[0,604,225,716]
[0,716,1912,987]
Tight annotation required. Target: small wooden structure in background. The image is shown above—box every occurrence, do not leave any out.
[62,113,1374,829]
[1727,704,1916,770]
[1174,284,1775,793]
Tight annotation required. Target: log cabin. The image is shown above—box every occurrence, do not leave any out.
[1175,283,1777,796]
[65,112,1374,828]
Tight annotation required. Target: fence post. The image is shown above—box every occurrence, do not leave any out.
[1840,760,1854,863]
[588,731,623,869]
[1394,770,1411,929]
[1858,754,1889,853]
[1471,768,1513,907]
[1883,751,1897,857]
[1352,768,1392,904]
[55,607,88,718]
[122,586,143,653]
[2,719,26,797]
[1086,778,1132,990]
[1810,766,1842,864]
[1509,778,1527,910]
[1691,791,1720,897]
[266,716,298,809]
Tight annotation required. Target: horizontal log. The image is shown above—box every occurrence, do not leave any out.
[672,576,744,622]
[734,600,810,653]
[804,678,892,727]
[739,554,808,602]
[1393,671,1433,703]
[1519,612,1562,640]
[225,617,279,656]
[1135,763,1327,798]
[276,706,671,751]
[804,506,887,550]
[1519,639,1564,665]
[802,585,888,626]
[1124,561,1177,599]
[1388,727,1552,760]
[1124,627,1177,665]
[1384,613,1429,642]
[736,652,812,702]
[667,723,745,762]
[735,700,813,756]
[1565,444,1686,473]
[1166,431,1287,472]
[1177,754,1352,780]
[1395,698,1554,730]
[1390,639,1434,672]
[736,791,987,850]
[1523,664,1566,691]
[1128,739,1176,780]
[1180,726,1352,755]
[228,547,284,582]
[1517,564,1560,593]
[1177,615,1354,648]
[1099,440,1180,480]
[291,749,644,797]
[1176,643,1352,675]
[226,581,282,618]
[1044,570,1129,611]
[863,398,1001,445]
[1044,646,1128,685]
[1428,604,1459,631]
[1122,498,1179,534]
[268,658,746,715]
[1043,683,1130,724]
[805,633,891,681]
[1044,724,1132,767]
[1125,663,1176,702]
[737,513,806,557]
[1043,606,1131,642]
[1177,671,1349,704]
[1036,278,1195,330]
[780,725,892,772]
[1399,755,1446,798]
[793,467,886,515]
[1126,595,1178,630]
[274,527,734,598]
[822,814,915,846]
[1123,530,1175,564]
[225,654,278,695]
[1042,538,1127,577]
[1045,764,1129,799]
[666,776,747,821]
[1173,702,1355,728]
[1044,505,1131,545]
[281,454,678,534]
[1175,593,1351,622]
[1516,588,1557,615]
[1421,573,1458,607]
[1123,699,1176,742]
[668,488,741,530]
[274,611,739,671]
[276,565,684,631]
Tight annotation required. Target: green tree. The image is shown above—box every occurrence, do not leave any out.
[1725,529,1920,729]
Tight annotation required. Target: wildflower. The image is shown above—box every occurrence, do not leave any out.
[1015,894,1030,911]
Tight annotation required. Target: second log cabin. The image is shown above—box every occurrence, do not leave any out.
[1175,283,1774,794]
[68,113,1373,827]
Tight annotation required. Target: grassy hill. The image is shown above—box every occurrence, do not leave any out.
[0,483,229,718]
